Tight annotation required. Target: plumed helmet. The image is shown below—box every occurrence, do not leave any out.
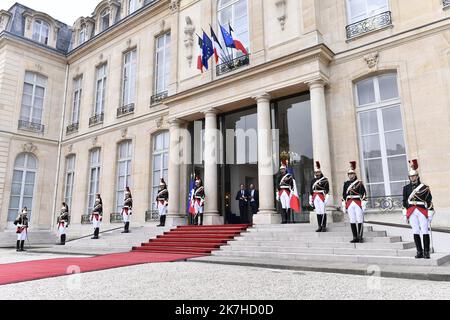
[348,161,357,175]
[408,159,419,177]
[314,161,322,173]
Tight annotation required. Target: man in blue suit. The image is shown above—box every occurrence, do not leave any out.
[236,184,250,224]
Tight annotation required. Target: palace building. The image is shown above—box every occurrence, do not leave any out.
[0,0,449,234]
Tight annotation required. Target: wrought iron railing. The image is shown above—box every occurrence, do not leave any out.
[18,120,45,133]
[110,212,123,223]
[145,210,159,222]
[117,103,135,117]
[66,122,79,135]
[89,113,104,126]
[151,91,168,105]
[81,214,91,225]
[346,11,392,40]
[366,195,403,212]
[444,0,450,8]
[216,54,250,76]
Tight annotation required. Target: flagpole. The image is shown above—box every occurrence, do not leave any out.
[218,22,234,64]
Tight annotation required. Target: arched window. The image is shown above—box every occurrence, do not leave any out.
[116,140,133,212]
[32,19,50,45]
[87,148,101,214]
[100,8,110,32]
[151,131,169,210]
[64,155,76,209]
[8,153,38,222]
[217,0,249,60]
[355,73,408,205]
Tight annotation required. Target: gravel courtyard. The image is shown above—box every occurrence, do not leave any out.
[1,251,449,300]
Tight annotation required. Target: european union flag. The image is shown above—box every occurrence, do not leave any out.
[202,31,214,70]
[220,24,236,49]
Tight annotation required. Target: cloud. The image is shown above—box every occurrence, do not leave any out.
[0,0,97,25]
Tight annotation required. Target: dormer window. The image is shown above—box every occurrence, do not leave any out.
[100,9,110,32]
[32,19,50,45]
[79,25,87,45]
[128,0,138,14]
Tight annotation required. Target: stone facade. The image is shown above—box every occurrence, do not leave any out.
[0,0,449,232]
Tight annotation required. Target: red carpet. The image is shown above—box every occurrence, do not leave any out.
[0,224,250,286]
[0,252,202,286]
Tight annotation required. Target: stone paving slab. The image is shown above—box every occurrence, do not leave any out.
[190,255,450,282]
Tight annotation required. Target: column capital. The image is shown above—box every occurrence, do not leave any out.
[307,78,327,90]
[167,118,184,128]
[203,108,219,117]
[252,92,271,103]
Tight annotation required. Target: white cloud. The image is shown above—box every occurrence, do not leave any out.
[0,0,98,25]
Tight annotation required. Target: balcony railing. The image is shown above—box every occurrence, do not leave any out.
[81,214,91,225]
[151,91,168,105]
[346,11,392,40]
[216,54,250,76]
[110,212,123,224]
[145,210,159,222]
[366,195,403,212]
[117,103,135,117]
[89,113,104,127]
[444,0,450,8]
[18,120,45,133]
[66,122,79,135]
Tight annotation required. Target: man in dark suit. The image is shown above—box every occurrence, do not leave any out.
[236,184,250,224]
[248,184,259,225]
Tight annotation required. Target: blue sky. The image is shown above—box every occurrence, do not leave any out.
[0,0,96,25]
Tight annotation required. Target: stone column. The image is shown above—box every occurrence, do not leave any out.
[203,109,222,225]
[253,93,280,225]
[166,119,185,226]
[309,80,334,213]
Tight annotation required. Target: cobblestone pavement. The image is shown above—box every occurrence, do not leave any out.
[0,257,450,300]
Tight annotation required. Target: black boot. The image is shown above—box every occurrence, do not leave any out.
[316,215,323,232]
[414,234,424,259]
[321,215,327,232]
[16,240,20,252]
[423,234,431,259]
[91,228,99,239]
[199,214,203,226]
[281,210,287,224]
[61,234,66,245]
[20,240,26,252]
[122,222,130,233]
[350,224,359,243]
[162,216,166,227]
[157,216,164,227]
[357,223,364,243]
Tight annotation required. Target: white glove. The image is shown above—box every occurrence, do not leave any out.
[342,201,347,214]
[308,195,313,207]
[324,194,330,206]
[402,208,408,223]
[362,200,368,212]
[428,210,435,222]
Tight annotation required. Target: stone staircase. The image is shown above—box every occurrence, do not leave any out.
[0,230,57,248]
[212,223,450,267]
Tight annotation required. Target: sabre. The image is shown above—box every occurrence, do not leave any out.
[429,221,435,254]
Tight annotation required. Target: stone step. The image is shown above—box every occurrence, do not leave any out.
[226,240,416,250]
[244,231,386,237]
[212,250,450,266]
[249,226,374,233]
[253,223,350,228]
[235,235,402,243]
[220,245,417,257]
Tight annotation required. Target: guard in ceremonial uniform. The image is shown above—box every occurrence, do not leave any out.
[90,194,103,239]
[191,177,205,226]
[402,160,434,259]
[122,187,133,233]
[309,162,330,232]
[342,161,367,243]
[57,202,70,245]
[14,207,29,252]
[277,163,294,224]
[156,179,169,227]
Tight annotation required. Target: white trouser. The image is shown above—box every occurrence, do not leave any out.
[194,201,204,214]
[348,202,364,224]
[279,190,291,209]
[92,216,101,229]
[314,197,326,216]
[122,208,131,223]
[58,222,67,235]
[158,203,168,216]
[17,230,27,241]
[409,209,429,235]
